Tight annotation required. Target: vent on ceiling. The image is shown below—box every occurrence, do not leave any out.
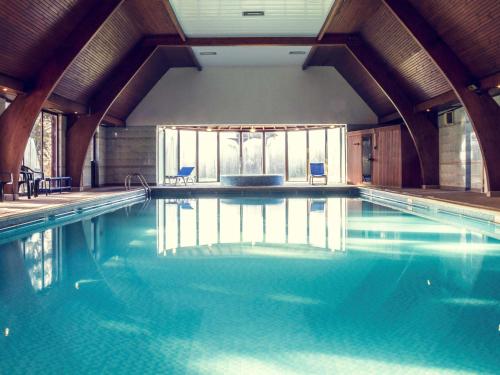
[199,51,217,56]
[289,51,307,55]
[242,11,265,16]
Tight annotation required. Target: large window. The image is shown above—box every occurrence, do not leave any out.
[24,111,59,177]
[198,131,218,182]
[287,131,307,181]
[220,132,240,175]
[242,132,263,174]
[265,132,285,175]
[157,126,346,184]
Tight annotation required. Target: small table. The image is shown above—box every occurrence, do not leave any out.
[40,177,72,195]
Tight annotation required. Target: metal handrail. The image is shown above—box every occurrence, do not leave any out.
[125,173,151,198]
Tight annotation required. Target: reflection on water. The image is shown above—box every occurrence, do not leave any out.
[0,197,500,374]
[157,198,347,256]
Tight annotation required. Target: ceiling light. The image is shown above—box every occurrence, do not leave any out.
[329,125,335,129]
[496,83,500,89]
[242,11,265,16]
[2,87,7,92]
[250,127,256,133]
[200,51,217,56]
[171,126,177,130]
[74,111,78,114]
[207,127,212,132]
[289,51,306,55]
[426,108,431,112]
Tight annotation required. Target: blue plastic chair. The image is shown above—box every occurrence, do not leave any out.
[309,163,327,185]
[171,166,195,185]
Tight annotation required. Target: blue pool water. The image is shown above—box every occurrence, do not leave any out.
[1,196,499,374]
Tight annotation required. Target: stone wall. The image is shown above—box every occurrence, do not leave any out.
[438,107,483,191]
[100,125,156,186]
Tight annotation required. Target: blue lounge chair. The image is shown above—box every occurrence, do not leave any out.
[168,167,195,185]
[309,163,327,185]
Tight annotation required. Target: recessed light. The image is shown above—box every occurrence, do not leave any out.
[250,127,256,133]
[289,51,306,55]
[496,83,500,89]
[74,111,78,114]
[200,51,217,56]
[207,127,212,132]
[426,108,431,112]
[2,87,7,92]
[171,126,177,130]
[243,11,265,16]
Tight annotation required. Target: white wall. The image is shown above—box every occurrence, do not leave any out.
[127,66,377,126]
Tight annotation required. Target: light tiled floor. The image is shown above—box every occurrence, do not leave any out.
[373,187,500,212]
[0,187,140,220]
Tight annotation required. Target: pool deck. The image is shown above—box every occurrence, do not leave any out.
[0,188,145,230]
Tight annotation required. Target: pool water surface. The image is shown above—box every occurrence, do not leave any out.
[1,197,499,374]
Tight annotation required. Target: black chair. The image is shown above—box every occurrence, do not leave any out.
[19,165,44,199]
[0,172,13,202]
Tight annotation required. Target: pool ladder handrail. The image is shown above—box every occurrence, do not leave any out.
[125,173,151,198]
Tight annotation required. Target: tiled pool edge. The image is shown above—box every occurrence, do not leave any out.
[0,189,146,234]
[360,187,500,238]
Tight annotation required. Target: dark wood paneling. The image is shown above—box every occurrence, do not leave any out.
[54,0,179,104]
[0,0,98,80]
[326,0,382,34]
[401,125,422,188]
[359,5,451,102]
[108,47,195,119]
[310,46,395,116]
[409,0,500,79]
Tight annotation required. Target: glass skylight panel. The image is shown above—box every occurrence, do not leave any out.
[170,0,336,37]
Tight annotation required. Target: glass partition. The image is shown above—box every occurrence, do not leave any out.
[220,132,240,175]
[157,126,346,183]
[198,131,218,182]
[242,132,263,174]
[265,132,285,175]
[287,131,307,181]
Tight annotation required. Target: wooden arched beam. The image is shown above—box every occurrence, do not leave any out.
[383,0,500,196]
[0,0,123,197]
[66,43,158,188]
[345,36,439,187]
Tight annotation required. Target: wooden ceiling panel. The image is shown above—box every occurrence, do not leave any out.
[358,4,451,102]
[325,0,382,33]
[309,46,395,117]
[409,0,500,78]
[108,47,196,119]
[53,2,143,104]
[53,0,180,105]
[0,0,97,80]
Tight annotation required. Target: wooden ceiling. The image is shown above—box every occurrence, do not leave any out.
[0,0,498,123]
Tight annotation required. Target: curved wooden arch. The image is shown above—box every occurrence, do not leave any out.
[0,0,123,197]
[383,0,500,196]
[66,43,158,188]
[345,37,439,187]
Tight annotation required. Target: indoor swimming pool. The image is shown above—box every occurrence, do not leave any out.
[1,196,499,374]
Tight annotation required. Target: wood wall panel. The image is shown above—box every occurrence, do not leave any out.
[347,133,362,184]
[372,126,401,187]
[326,0,382,34]
[410,0,500,79]
[0,0,98,80]
[309,46,395,116]
[347,125,421,188]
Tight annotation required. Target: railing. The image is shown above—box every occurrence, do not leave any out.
[125,173,151,198]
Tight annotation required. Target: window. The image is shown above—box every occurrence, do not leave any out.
[265,132,285,175]
[23,111,59,177]
[220,132,240,175]
[179,130,196,172]
[309,129,326,164]
[327,127,346,183]
[242,132,263,174]
[287,131,307,181]
[198,131,218,182]
[163,129,178,182]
